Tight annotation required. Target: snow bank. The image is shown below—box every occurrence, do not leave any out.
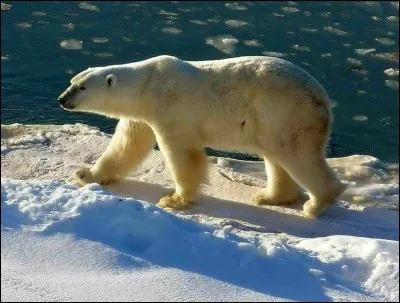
[2,178,398,301]
[1,123,399,301]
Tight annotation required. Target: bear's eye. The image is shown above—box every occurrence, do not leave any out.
[79,86,86,90]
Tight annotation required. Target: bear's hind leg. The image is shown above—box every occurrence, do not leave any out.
[252,158,305,205]
[277,154,347,218]
[156,139,206,210]
[74,119,156,186]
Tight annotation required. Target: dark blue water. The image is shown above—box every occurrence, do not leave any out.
[1,1,399,162]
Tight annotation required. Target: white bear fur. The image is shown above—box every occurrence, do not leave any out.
[59,55,347,218]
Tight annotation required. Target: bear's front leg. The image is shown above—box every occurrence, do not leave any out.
[156,138,206,210]
[74,119,156,187]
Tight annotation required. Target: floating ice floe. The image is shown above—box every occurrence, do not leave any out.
[323,26,350,36]
[355,48,376,56]
[353,115,368,122]
[205,35,238,55]
[190,20,207,25]
[14,22,32,29]
[243,40,262,47]
[62,23,75,30]
[31,11,46,16]
[346,58,363,66]
[303,10,311,16]
[225,20,248,28]
[1,2,11,11]
[321,53,332,58]
[225,2,247,11]
[300,27,318,33]
[386,16,399,22]
[78,2,100,12]
[371,16,381,21]
[281,6,299,13]
[262,51,287,58]
[161,27,182,35]
[351,69,369,76]
[91,37,109,43]
[385,80,399,90]
[60,39,83,50]
[291,44,310,52]
[375,37,395,45]
[384,68,399,77]
[158,10,178,17]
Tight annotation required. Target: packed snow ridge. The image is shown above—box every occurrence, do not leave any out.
[1,123,399,302]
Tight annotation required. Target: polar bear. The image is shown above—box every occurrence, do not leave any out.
[58,55,347,218]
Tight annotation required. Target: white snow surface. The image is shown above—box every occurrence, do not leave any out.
[1,123,399,302]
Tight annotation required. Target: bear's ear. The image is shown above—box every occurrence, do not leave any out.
[105,74,117,88]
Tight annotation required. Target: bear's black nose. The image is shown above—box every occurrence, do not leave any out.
[58,96,66,106]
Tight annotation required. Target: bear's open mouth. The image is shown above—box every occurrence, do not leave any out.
[60,103,75,110]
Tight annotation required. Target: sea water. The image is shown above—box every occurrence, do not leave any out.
[1,1,398,162]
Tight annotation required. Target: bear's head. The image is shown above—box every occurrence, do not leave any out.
[58,67,119,114]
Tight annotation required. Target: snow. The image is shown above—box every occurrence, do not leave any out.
[1,123,399,301]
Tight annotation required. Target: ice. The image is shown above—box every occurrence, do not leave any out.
[385,80,399,90]
[62,23,75,30]
[78,2,100,12]
[262,51,287,58]
[300,27,318,34]
[375,37,396,45]
[14,22,32,29]
[1,2,11,11]
[225,2,247,11]
[291,44,310,51]
[355,48,376,56]
[346,58,363,66]
[243,40,262,47]
[189,20,207,25]
[323,26,350,36]
[352,115,368,121]
[60,39,83,50]
[161,27,182,35]
[384,68,399,77]
[281,6,300,13]
[225,20,248,28]
[205,35,239,55]
[91,37,109,43]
